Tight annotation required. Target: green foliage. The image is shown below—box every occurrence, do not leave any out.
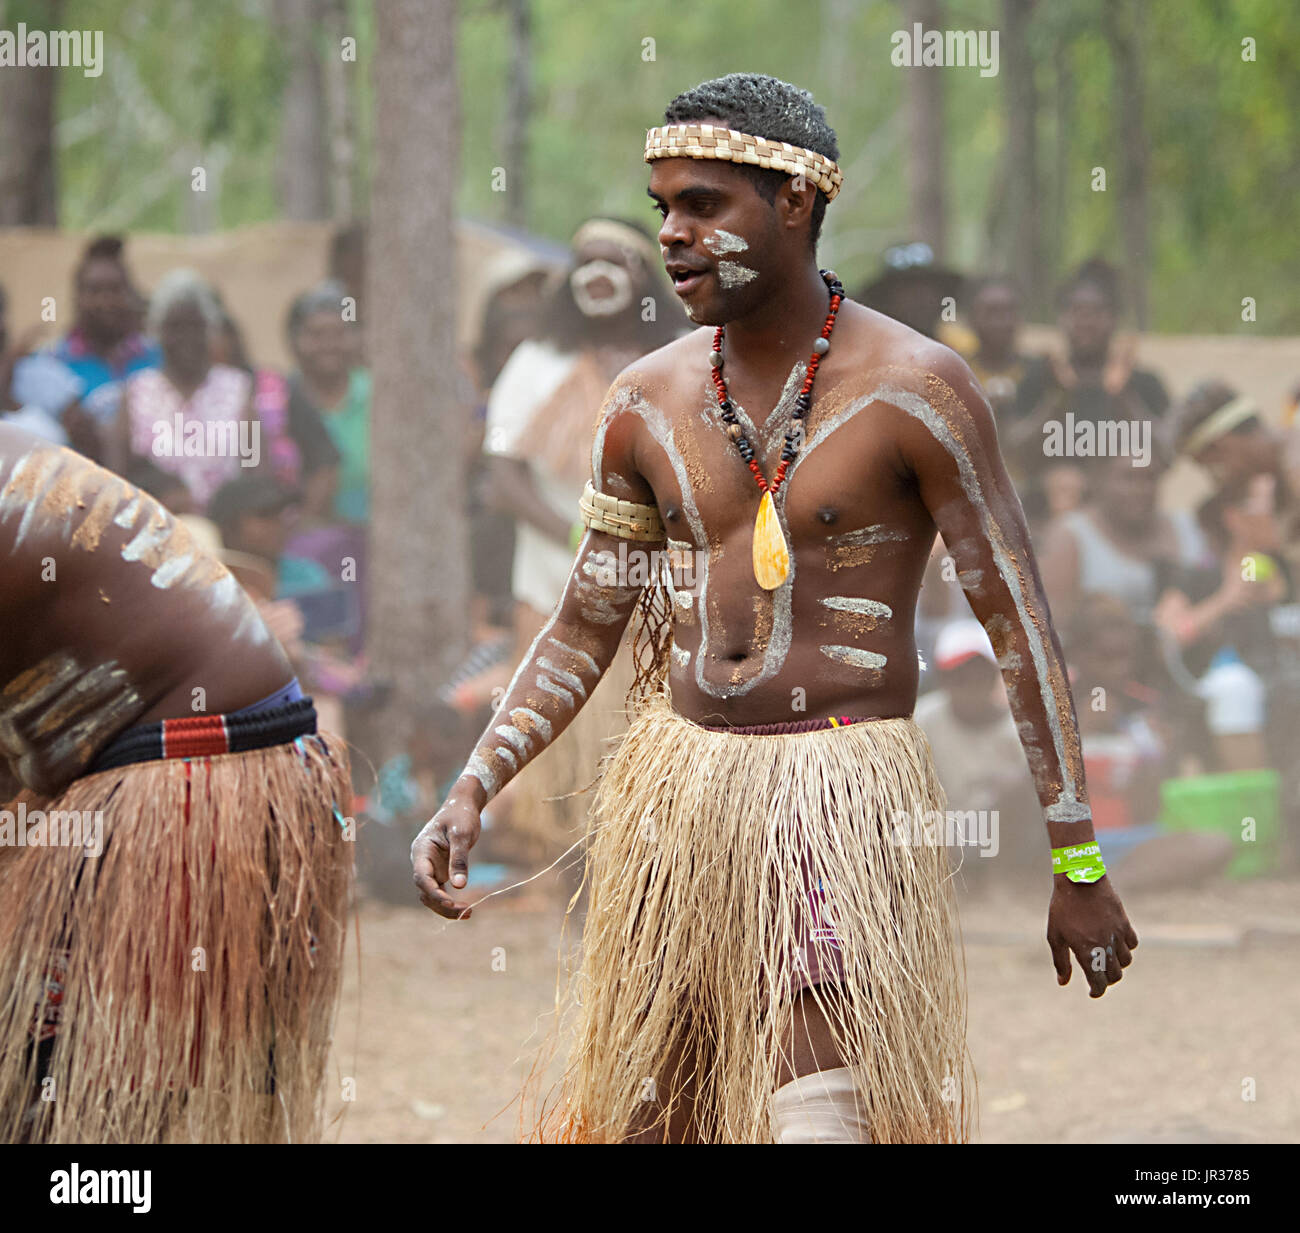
[37,0,1300,332]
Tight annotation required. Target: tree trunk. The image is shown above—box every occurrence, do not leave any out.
[902,0,947,257]
[0,0,60,227]
[502,0,532,228]
[274,0,330,221]
[1001,0,1041,312]
[322,0,356,221]
[368,0,466,754]
[1049,36,1073,299]
[1103,0,1150,329]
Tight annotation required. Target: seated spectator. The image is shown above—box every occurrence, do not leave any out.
[1171,379,1300,580]
[1009,258,1168,521]
[0,283,74,447]
[856,241,966,345]
[966,275,1032,421]
[1066,593,1233,888]
[115,269,255,513]
[1039,450,1202,641]
[284,281,368,526]
[914,620,1039,889]
[1154,472,1289,773]
[1066,594,1168,830]
[211,296,309,492]
[209,474,365,738]
[53,235,161,449]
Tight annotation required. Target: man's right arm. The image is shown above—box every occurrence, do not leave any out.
[412,384,660,919]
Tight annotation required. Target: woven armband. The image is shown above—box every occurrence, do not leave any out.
[578,481,665,542]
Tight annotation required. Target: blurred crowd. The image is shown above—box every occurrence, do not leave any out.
[3,227,1297,895]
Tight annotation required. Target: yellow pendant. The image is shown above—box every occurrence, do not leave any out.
[752,489,790,590]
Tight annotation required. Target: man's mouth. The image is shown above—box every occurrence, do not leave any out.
[667,263,711,296]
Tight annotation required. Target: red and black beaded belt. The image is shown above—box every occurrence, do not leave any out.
[700,714,877,736]
[87,697,318,773]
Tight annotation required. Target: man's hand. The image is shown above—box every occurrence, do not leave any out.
[411,791,482,920]
[1047,876,1138,997]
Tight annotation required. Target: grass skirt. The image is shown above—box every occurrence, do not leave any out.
[0,733,353,1143]
[530,696,973,1143]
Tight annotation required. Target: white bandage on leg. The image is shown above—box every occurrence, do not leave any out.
[770,1066,871,1143]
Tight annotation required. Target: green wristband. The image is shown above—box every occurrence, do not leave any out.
[1051,841,1107,884]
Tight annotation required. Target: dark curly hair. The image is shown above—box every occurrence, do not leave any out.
[662,73,840,249]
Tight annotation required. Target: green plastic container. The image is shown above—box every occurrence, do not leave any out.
[1157,769,1281,877]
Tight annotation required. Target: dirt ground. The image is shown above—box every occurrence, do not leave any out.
[323,871,1300,1144]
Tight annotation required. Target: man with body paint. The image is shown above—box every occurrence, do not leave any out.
[414,73,1136,1145]
[0,424,352,1142]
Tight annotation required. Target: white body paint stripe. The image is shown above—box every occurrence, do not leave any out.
[820,645,887,670]
[536,658,588,699]
[495,725,530,757]
[820,597,893,618]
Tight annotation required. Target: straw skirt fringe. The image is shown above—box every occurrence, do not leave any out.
[503,639,634,868]
[531,698,973,1143]
[0,732,353,1144]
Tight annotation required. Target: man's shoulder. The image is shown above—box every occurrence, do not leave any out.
[836,303,992,425]
[610,326,709,393]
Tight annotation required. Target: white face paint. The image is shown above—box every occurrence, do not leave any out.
[717,261,759,289]
[703,229,749,256]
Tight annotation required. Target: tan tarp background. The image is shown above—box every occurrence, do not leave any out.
[0,219,562,371]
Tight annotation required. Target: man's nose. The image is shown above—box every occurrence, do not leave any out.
[657,211,690,252]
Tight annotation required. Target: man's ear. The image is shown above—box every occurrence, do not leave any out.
[779,173,817,236]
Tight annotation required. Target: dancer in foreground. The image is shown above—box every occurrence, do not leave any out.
[0,424,352,1142]
[413,73,1137,1144]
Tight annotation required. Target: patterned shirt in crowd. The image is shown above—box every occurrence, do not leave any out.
[126,364,253,511]
[54,327,161,424]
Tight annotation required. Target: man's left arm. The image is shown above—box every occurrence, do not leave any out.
[893,350,1138,997]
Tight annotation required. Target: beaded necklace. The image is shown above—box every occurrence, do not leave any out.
[707,268,844,589]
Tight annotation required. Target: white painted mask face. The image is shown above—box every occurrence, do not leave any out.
[570,259,633,317]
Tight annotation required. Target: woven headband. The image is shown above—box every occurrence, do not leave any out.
[1181,395,1260,456]
[644,123,843,202]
